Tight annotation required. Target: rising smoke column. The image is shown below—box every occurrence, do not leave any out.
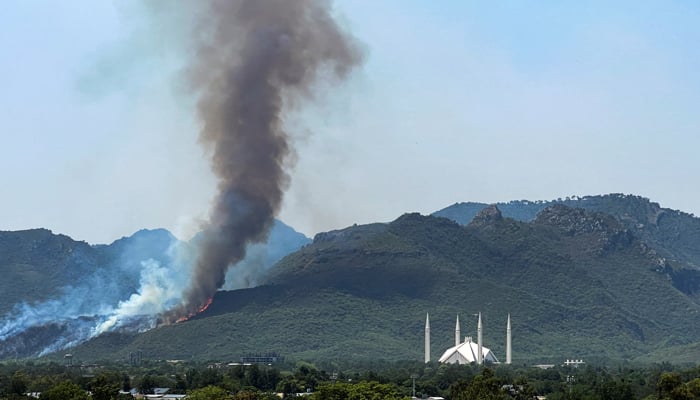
[167,0,362,320]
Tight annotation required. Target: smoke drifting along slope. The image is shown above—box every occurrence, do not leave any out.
[0,229,187,358]
[167,0,363,320]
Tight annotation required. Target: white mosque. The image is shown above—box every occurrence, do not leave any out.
[424,313,512,365]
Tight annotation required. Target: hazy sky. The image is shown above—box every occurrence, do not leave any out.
[1,1,699,244]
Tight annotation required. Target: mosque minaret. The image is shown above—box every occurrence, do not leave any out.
[425,313,430,363]
[477,313,483,365]
[506,314,512,364]
[455,315,461,347]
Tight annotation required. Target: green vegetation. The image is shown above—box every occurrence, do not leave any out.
[0,229,97,315]
[435,194,700,279]
[3,359,700,400]
[40,381,90,400]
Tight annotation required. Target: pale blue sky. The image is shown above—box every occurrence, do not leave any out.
[1,1,699,243]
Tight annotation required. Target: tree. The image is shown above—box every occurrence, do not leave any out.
[658,373,683,400]
[187,385,233,400]
[595,379,634,400]
[246,364,264,389]
[313,382,350,400]
[295,363,323,392]
[450,379,471,400]
[277,375,303,397]
[235,390,266,400]
[511,377,538,400]
[187,368,201,389]
[450,368,507,400]
[9,371,28,395]
[40,381,90,400]
[90,373,121,400]
[121,373,131,393]
[137,374,157,395]
[198,368,225,388]
[349,381,400,400]
[685,378,700,399]
[174,374,188,394]
[313,381,399,400]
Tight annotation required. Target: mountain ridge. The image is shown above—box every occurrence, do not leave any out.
[4,193,700,364]
[60,195,700,364]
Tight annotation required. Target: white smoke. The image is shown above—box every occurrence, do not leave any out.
[0,222,309,358]
[0,236,196,358]
[93,257,193,335]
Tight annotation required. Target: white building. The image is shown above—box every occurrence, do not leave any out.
[438,336,499,364]
[429,313,511,365]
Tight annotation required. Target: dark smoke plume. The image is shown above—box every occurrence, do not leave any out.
[166,0,362,320]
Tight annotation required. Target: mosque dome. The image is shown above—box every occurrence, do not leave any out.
[438,337,499,364]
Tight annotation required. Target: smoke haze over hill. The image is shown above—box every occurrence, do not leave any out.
[0,222,309,358]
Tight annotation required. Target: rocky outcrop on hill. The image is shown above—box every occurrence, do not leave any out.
[534,204,633,254]
[468,204,503,228]
[534,204,621,234]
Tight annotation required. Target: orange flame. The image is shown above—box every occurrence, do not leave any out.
[198,297,214,313]
[175,297,214,323]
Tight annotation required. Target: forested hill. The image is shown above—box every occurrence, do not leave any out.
[434,194,700,265]
[434,194,700,300]
[66,197,700,364]
[0,220,309,359]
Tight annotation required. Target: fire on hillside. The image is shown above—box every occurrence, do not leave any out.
[175,297,213,323]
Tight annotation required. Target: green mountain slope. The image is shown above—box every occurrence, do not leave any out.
[0,221,309,359]
[0,229,99,316]
[435,194,700,300]
[65,202,700,364]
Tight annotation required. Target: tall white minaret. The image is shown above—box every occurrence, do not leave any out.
[425,313,430,363]
[455,315,461,347]
[506,314,512,364]
[477,312,483,365]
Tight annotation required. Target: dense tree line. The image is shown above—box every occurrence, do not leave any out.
[1,360,700,399]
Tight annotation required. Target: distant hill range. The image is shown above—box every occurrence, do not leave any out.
[434,194,700,268]
[3,194,700,364]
